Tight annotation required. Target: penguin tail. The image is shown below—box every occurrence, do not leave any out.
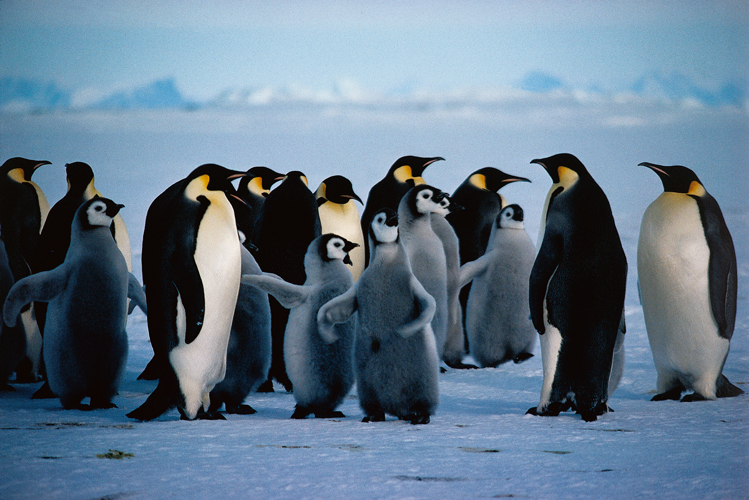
[126,380,177,421]
[716,374,744,398]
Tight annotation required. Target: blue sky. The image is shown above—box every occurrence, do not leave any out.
[1,0,747,102]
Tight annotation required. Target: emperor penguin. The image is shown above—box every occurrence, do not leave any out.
[315,175,365,280]
[243,233,358,419]
[0,157,51,383]
[252,171,322,392]
[3,198,145,410]
[431,195,475,369]
[398,185,449,359]
[446,167,530,338]
[527,153,627,422]
[318,208,439,424]
[459,204,536,367]
[234,166,284,246]
[637,162,742,401]
[360,156,444,266]
[0,231,27,389]
[127,164,246,421]
[208,233,272,415]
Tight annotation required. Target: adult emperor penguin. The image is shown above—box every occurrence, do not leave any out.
[127,164,246,421]
[431,195,475,369]
[318,208,439,424]
[637,162,742,401]
[234,166,284,245]
[527,153,627,422]
[252,171,322,392]
[243,233,358,418]
[398,185,449,359]
[208,234,272,415]
[3,198,145,410]
[315,175,365,280]
[360,156,444,266]
[459,204,536,367]
[446,167,530,338]
[0,157,51,383]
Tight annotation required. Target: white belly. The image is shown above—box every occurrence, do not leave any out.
[318,203,365,281]
[637,194,728,396]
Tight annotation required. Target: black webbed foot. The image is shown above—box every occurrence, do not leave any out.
[362,412,386,423]
[651,385,684,401]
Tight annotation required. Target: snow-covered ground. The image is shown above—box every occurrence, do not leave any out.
[1,105,747,499]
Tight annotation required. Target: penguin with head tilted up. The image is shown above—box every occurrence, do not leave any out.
[243,233,358,419]
[527,153,627,422]
[252,171,322,392]
[0,157,51,383]
[233,166,284,246]
[459,204,536,367]
[127,164,246,421]
[3,198,145,410]
[319,208,439,424]
[208,232,272,415]
[315,175,365,281]
[637,162,742,402]
[360,156,444,266]
[398,184,450,360]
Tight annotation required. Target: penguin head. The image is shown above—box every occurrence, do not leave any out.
[405,184,446,216]
[369,208,399,244]
[468,167,531,192]
[432,194,464,217]
[315,175,362,206]
[1,157,51,183]
[531,153,588,187]
[319,233,359,265]
[184,163,247,201]
[65,162,96,195]
[496,204,525,230]
[79,197,124,229]
[639,162,707,197]
[242,166,284,199]
[389,156,444,187]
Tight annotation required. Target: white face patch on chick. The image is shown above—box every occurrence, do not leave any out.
[86,200,115,227]
[372,212,398,244]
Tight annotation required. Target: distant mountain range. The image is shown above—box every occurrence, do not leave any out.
[1,73,746,113]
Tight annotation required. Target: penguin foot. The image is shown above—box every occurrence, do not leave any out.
[513,352,534,364]
[362,412,386,423]
[291,407,312,419]
[578,403,610,422]
[526,401,565,417]
[257,380,275,393]
[227,404,257,415]
[716,374,744,398]
[651,386,684,401]
[439,366,447,373]
[680,393,707,402]
[90,399,118,410]
[32,381,56,399]
[403,413,430,425]
[314,410,345,419]
[444,361,479,370]
[63,402,92,411]
[180,408,226,420]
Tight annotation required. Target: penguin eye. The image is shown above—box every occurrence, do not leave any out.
[420,191,431,200]
[95,203,104,212]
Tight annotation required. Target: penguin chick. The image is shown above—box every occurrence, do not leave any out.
[318,209,439,424]
[360,156,444,266]
[637,162,741,402]
[243,234,358,419]
[315,175,365,281]
[3,198,144,410]
[459,204,536,367]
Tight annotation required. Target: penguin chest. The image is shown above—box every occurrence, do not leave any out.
[283,300,315,388]
[637,195,728,373]
[319,203,365,279]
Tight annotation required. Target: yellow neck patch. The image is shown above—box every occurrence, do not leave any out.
[249,176,267,196]
[469,173,487,190]
[7,168,25,183]
[314,182,326,199]
[687,181,706,197]
[556,166,579,189]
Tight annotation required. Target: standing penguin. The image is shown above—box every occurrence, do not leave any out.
[243,234,358,419]
[398,185,449,359]
[208,236,272,415]
[0,231,26,389]
[127,164,245,421]
[527,153,627,422]
[3,198,145,410]
[446,167,530,337]
[360,156,444,266]
[234,166,284,245]
[252,171,322,392]
[637,162,742,401]
[459,204,536,367]
[315,175,365,280]
[318,208,439,424]
[0,157,51,383]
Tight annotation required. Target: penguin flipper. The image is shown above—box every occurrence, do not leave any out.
[529,227,562,335]
[241,273,308,309]
[317,286,357,343]
[397,276,436,338]
[458,254,491,288]
[172,259,205,345]
[3,266,68,327]
[127,273,148,316]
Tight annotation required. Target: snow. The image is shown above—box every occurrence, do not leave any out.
[1,106,747,499]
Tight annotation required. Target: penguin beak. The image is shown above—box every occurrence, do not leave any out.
[638,162,669,178]
[106,203,125,217]
[343,241,360,253]
[343,193,363,204]
[530,159,559,184]
[503,176,531,185]
[433,191,446,204]
[385,213,398,227]
[412,157,445,177]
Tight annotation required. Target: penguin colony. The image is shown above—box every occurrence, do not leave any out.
[0,154,743,423]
